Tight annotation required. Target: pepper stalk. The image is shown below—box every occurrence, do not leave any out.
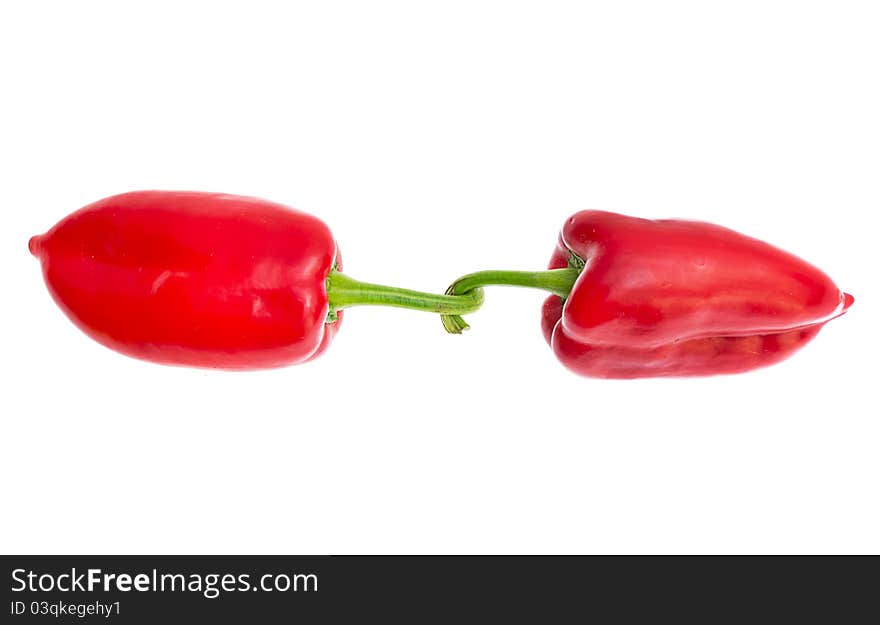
[326,269,485,322]
[439,253,584,333]
[326,252,583,330]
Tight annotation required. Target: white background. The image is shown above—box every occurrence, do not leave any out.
[1,1,877,554]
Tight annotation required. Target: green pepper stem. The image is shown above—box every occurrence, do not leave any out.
[440,267,580,334]
[327,270,484,320]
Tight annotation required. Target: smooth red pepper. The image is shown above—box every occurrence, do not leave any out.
[443,210,852,378]
[30,191,482,369]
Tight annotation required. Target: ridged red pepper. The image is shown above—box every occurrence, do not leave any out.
[442,210,852,378]
[30,191,482,369]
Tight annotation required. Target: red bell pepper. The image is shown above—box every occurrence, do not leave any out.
[442,210,852,378]
[30,191,482,369]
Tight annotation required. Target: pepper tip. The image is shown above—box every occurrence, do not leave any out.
[843,292,855,310]
[28,234,42,257]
